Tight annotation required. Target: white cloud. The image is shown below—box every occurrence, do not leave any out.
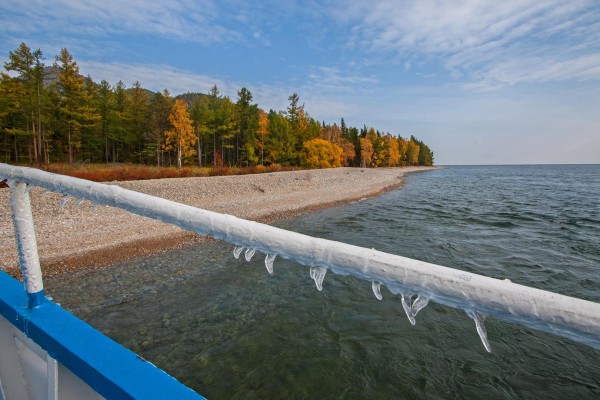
[0,0,241,45]
[332,0,600,89]
[307,66,378,89]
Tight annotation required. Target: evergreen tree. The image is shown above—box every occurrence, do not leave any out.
[0,43,435,169]
[190,95,209,167]
[235,87,259,166]
[127,80,149,162]
[4,42,46,164]
[266,110,296,165]
[148,89,172,166]
[52,48,99,163]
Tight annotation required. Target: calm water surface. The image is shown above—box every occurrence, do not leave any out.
[46,165,600,399]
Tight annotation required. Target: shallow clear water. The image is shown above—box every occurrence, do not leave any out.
[46,165,600,399]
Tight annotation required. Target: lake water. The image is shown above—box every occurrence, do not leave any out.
[46,165,600,399]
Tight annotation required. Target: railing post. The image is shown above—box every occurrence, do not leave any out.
[9,181,45,307]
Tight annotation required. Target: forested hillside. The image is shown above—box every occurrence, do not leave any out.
[1,43,434,169]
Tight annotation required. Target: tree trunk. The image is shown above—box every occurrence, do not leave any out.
[197,134,202,167]
[31,112,38,164]
[68,125,73,164]
[177,137,182,169]
[213,131,216,167]
[37,82,43,164]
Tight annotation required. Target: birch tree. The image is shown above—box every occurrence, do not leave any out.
[164,99,194,168]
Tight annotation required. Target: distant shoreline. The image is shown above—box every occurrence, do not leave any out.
[0,166,436,277]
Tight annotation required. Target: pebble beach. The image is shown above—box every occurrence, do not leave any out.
[1,166,435,276]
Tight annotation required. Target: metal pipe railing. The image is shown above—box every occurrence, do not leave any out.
[2,163,599,351]
[8,181,45,307]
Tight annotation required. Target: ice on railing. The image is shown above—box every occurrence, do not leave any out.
[264,254,276,274]
[60,194,70,208]
[2,163,600,354]
[467,310,492,352]
[233,246,244,259]
[309,265,327,291]
[372,281,383,300]
[400,294,430,326]
[244,248,255,262]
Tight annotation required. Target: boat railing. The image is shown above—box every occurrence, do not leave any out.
[1,163,599,396]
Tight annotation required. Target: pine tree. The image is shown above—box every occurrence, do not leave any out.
[97,80,113,162]
[148,89,172,166]
[52,48,99,163]
[190,95,209,167]
[235,87,259,166]
[127,80,149,162]
[4,42,46,164]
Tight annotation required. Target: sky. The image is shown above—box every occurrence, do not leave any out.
[1,0,599,165]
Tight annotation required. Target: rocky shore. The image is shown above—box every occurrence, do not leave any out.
[0,166,435,276]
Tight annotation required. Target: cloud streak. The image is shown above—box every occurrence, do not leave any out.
[0,0,241,45]
[334,0,600,89]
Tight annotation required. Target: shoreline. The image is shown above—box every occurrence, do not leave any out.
[0,166,436,277]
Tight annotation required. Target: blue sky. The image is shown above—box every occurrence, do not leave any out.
[1,0,599,165]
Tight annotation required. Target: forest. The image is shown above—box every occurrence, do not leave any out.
[0,43,434,170]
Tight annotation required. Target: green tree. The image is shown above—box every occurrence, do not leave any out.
[190,95,210,167]
[97,80,113,162]
[4,42,46,163]
[52,48,99,163]
[127,80,149,162]
[235,87,259,166]
[0,72,28,162]
[207,85,221,166]
[148,89,172,166]
[266,110,296,165]
[110,81,129,162]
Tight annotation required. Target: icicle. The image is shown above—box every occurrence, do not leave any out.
[77,198,85,206]
[244,248,255,261]
[264,254,276,274]
[466,310,492,352]
[309,265,327,291]
[411,295,430,317]
[372,281,383,300]
[24,183,32,194]
[60,195,70,208]
[233,246,244,259]
[401,293,416,325]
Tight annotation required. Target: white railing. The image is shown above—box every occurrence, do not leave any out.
[2,163,599,352]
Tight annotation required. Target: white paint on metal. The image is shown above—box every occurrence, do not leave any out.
[0,374,6,400]
[8,181,43,295]
[47,355,58,400]
[0,314,104,400]
[1,163,600,350]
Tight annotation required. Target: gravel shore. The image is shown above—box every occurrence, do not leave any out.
[1,166,435,276]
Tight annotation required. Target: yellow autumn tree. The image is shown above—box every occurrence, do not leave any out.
[164,99,195,168]
[406,140,420,166]
[383,136,400,166]
[300,138,343,168]
[257,110,268,165]
[360,137,373,167]
[399,138,408,165]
